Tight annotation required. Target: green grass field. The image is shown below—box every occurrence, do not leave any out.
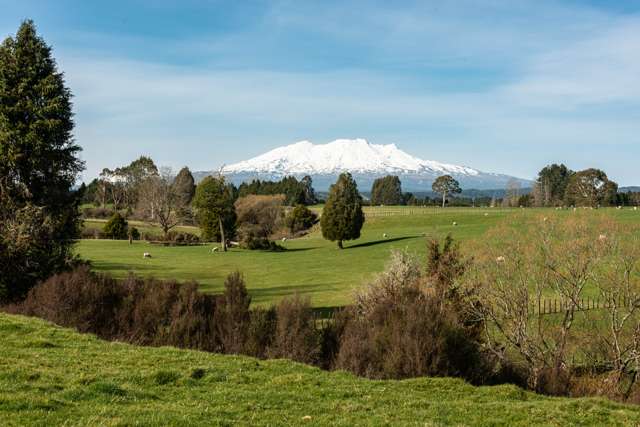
[2,312,638,426]
[78,207,640,308]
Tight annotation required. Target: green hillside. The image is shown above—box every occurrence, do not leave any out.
[1,313,638,426]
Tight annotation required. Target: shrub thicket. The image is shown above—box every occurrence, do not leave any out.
[102,213,129,240]
[285,204,318,234]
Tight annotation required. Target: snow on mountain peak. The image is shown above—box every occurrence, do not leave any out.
[223,139,479,176]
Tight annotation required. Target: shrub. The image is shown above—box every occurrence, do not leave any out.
[102,213,128,240]
[82,207,114,219]
[235,195,285,249]
[215,272,251,354]
[165,231,200,244]
[129,227,140,240]
[0,204,81,303]
[285,204,318,233]
[244,307,277,358]
[336,248,487,382]
[267,295,321,364]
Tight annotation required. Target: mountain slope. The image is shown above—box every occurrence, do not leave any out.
[216,139,530,191]
[2,313,638,426]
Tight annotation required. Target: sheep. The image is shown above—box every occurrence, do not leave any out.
[496,256,506,263]
[143,252,152,258]
[484,212,489,216]
[452,221,457,226]
[211,247,219,253]
[598,234,607,241]
[382,233,388,239]
[282,237,287,242]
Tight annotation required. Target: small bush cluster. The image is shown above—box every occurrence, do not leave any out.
[285,205,318,234]
[102,213,129,240]
[82,207,115,219]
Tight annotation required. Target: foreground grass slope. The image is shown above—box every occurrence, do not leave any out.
[1,313,639,426]
[78,208,640,307]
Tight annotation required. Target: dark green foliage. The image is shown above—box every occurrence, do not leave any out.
[237,175,317,206]
[0,205,78,301]
[432,175,462,208]
[370,175,403,205]
[320,173,365,249]
[172,167,196,222]
[285,204,318,233]
[0,20,83,302]
[192,176,236,242]
[129,227,140,240]
[102,213,128,240]
[536,164,573,206]
[564,168,618,207]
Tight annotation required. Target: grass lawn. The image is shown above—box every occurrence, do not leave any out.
[2,312,639,426]
[77,207,640,308]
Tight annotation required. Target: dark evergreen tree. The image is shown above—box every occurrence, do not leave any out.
[321,173,365,249]
[102,212,129,239]
[0,20,84,301]
[193,175,237,250]
[535,164,573,206]
[172,167,196,206]
[370,175,403,205]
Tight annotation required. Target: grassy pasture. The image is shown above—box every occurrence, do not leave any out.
[77,207,640,308]
[2,312,638,426]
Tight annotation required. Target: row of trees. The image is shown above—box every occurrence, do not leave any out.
[237,176,317,205]
[533,164,618,207]
[370,174,462,208]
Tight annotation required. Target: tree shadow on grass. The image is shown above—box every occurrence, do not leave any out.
[346,235,421,249]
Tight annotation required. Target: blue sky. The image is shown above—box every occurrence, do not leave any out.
[2,1,640,184]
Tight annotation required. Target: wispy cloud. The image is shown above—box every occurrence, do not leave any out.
[3,0,639,184]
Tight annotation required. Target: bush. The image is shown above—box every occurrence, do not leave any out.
[235,195,285,249]
[8,267,221,352]
[244,307,277,358]
[0,204,80,302]
[267,295,321,364]
[82,207,115,219]
[336,249,488,382]
[215,272,251,354]
[102,213,128,240]
[130,227,140,240]
[165,231,200,244]
[285,204,318,233]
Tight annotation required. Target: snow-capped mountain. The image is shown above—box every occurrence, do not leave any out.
[207,139,531,191]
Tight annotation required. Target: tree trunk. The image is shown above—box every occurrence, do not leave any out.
[442,191,447,208]
[337,240,343,249]
[219,216,227,252]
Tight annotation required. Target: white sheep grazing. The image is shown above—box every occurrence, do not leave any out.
[452,221,457,226]
[496,256,506,263]
[598,234,607,241]
[282,237,287,242]
[382,233,388,238]
[484,213,489,217]
[143,252,151,258]
[211,247,218,253]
